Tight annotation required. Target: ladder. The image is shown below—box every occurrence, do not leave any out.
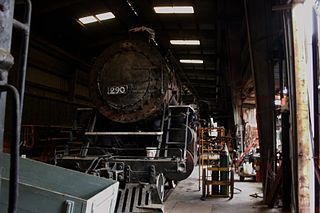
[164,105,191,159]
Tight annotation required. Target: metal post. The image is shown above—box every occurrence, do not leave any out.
[0,0,15,151]
[13,0,32,114]
[283,9,299,211]
[0,0,16,212]
[291,1,314,211]
[281,111,291,208]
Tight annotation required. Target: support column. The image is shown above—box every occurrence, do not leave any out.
[0,0,15,151]
[291,1,314,211]
[0,0,15,207]
[245,0,275,198]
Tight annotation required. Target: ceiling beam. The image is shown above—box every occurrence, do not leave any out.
[191,84,220,88]
[34,0,86,15]
[183,69,221,76]
[186,74,217,81]
[156,30,216,39]
[175,54,217,62]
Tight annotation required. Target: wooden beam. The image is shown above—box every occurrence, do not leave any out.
[291,2,314,211]
[266,164,283,207]
[245,0,275,201]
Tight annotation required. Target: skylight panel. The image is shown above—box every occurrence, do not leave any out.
[180,59,203,64]
[170,40,200,45]
[95,12,115,21]
[78,16,98,24]
[154,6,194,14]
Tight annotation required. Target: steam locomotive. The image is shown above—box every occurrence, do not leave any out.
[56,35,198,211]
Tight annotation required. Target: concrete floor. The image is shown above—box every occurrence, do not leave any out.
[164,167,286,213]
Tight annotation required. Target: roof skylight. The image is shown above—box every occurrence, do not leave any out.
[170,40,200,45]
[154,6,194,14]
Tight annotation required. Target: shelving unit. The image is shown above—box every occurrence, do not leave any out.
[198,127,234,199]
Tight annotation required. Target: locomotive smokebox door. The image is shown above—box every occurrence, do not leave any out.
[90,39,171,123]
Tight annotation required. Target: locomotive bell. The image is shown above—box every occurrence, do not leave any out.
[90,39,175,123]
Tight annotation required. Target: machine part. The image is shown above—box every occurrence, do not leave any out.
[56,153,187,183]
[164,150,194,181]
[90,39,178,123]
[115,183,164,213]
[149,165,156,184]
[155,173,165,202]
[100,162,125,181]
[0,84,21,213]
[0,49,14,72]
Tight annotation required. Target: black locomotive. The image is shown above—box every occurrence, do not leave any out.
[56,36,197,211]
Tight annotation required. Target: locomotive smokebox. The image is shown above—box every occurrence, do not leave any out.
[91,39,176,123]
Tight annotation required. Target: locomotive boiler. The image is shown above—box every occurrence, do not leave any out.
[56,36,197,211]
[91,38,177,123]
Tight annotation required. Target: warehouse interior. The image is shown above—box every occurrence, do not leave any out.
[0,0,319,212]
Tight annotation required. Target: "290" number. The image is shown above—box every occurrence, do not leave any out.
[107,85,128,95]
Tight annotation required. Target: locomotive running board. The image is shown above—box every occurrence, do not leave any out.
[115,183,164,212]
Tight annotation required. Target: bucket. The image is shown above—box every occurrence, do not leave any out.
[146,147,157,158]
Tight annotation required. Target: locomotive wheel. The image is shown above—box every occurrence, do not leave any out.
[164,150,195,181]
[156,173,165,202]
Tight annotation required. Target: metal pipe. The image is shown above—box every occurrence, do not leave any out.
[312,9,320,212]
[0,84,21,213]
[281,10,294,210]
[13,0,31,115]
[12,19,28,31]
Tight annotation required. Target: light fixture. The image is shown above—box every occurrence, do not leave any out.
[96,12,115,21]
[154,6,194,14]
[78,12,115,25]
[180,59,203,64]
[170,40,200,45]
[78,16,98,24]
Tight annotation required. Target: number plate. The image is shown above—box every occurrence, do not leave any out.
[107,85,128,95]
